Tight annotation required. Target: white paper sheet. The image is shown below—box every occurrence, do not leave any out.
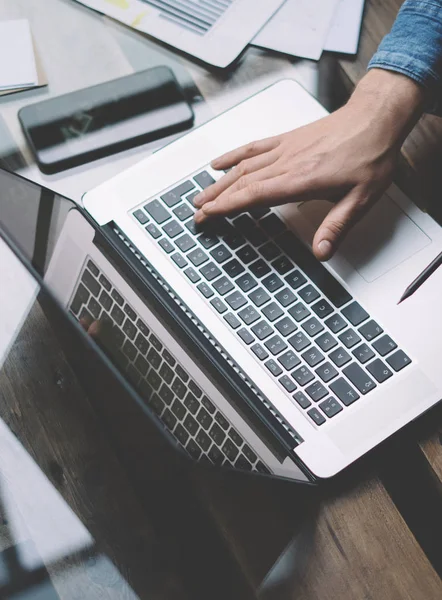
[0,20,38,90]
[324,0,365,54]
[252,0,340,61]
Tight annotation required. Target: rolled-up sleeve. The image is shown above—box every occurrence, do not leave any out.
[368,0,442,115]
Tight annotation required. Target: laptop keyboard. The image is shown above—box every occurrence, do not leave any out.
[131,167,412,428]
[69,258,269,474]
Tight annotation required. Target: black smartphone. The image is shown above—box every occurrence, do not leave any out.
[18,66,194,174]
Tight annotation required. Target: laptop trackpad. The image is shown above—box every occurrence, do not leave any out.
[297,194,431,282]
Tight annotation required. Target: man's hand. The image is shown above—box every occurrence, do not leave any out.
[194,69,425,261]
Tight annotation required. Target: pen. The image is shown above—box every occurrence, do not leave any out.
[398,249,442,304]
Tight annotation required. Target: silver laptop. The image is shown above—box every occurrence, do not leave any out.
[75,0,285,68]
[76,79,442,480]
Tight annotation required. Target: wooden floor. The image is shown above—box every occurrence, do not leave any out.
[0,1,441,599]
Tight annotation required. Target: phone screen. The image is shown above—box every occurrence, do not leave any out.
[19,66,194,173]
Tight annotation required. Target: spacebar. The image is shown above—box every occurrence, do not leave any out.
[275,231,352,308]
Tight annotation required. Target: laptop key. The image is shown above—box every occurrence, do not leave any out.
[144,199,171,224]
[174,424,189,445]
[288,302,310,322]
[175,234,196,252]
[196,407,213,430]
[386,350,411,372]
[223,259,245,278]
[359,319,383,341]
[319,397,343,418]
[342,301,369,326]
[71,283,90,315]
[173,203,194,221]
[330,377,360,406]
[292,365,314,386]
[224,233,246,250]
[171,253,188,268]
[329,347,351,367]
[237,328,255,345]
[123,339,137,361]
[315,362,338,383]
[271,256,294,275]
[210,297,227,314]
[163,220,184,238]
[225,291,247,310]
[209,446,224,465]
[185,219,198,234]
[288,331,311,352]
[215,412,229,430]
[275,316,297,337]
[284,270,307,290]
[260,242,281,261]
[150,335,163,352]
[159,383,174,405]
[343,363,376,394]
[223,313,241,329]
[111,305,124,326]
[196,430,211,452]
[311,299,334,319]
[197,282,214,298]
[197,233,219,249]
[238,306,261,325]
[264,335,287,356]
[256,461,271,474]
[147,347,162,369]
[202,396,216,414]
[325,314,347,333]
[251,343,269,361]
[236,245,258,264]
[161,180,194,206]
[184,392,199,414]
[249,206,270,220]
[279,375,297,393]
[298,284,320,304]
[133,209,149,225]
[260,213,286,236]
[210,244,232,264]
[248,287,271,307]
[306,381,328,402]
[184,414,199,436]
[200,262,222,281]
[111,289,124,306]
[367,359,393,383]
[251,321,274,340]
[213,276,234,296]
[236,274,258,292]
[162,409,177,430]
[373,334,397,356]
[262,302,284,322]
[188,248,209,267]
[302,317,324,337]
[82,269,100,296]
[339,328,361,349]
[222,439,239,462]
[275,288,297,307]
[235,456,253,471]
[293,391,311,409]
[315,332,337,353]
[159,238,175,253]
[278,350,300,370]
[302,346,325,367]
[262,274,283,293]
[265,359,283,377]
[123,318,137,340]
[249,259,271,278]
[145,223,162,239]
[352,343,375,364]
[88,297,101,319]
[307,408,326,426]
[184,267,201,283]
[194,171,215,189]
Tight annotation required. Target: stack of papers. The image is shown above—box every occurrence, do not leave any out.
[253,0,365,61]
[0,19,44,96]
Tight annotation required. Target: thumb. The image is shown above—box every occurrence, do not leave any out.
[312,190,371,261]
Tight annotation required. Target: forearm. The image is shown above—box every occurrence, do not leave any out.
[368,0,442,116]
[348,69,426,148]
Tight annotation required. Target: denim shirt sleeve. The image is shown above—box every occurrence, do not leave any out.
[368,0,442,116]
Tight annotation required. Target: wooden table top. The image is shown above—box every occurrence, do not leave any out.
[0,1,441,599]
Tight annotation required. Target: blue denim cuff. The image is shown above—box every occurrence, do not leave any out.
[368,0,442,116]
